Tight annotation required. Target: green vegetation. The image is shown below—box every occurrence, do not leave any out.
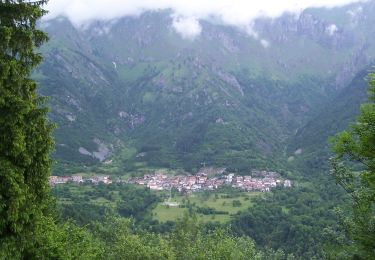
[0,3,288,259]
[51,183,262,226]
[0,1,54,257]
[52,183,160,225]
[3,1,375,259]
[71,214,289,259]
[152,191,261,223]
[230,184,346,259]
[288,68,370,170]
[328,72,375,259]
[228,71,375,259]
[44,180,303,259]
[31,2,375,175]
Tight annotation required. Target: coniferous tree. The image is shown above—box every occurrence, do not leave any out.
[0,0,53,256]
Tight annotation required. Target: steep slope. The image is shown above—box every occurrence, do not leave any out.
[287,66,371,170]
[36,19,127,168]
[35,2,375,174]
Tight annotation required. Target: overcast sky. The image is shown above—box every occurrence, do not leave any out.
[45,0,367,39]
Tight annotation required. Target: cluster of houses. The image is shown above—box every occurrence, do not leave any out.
[228,170,292,192]
[128,170,292,193]
[49,169,293,193]
[49,175,112,186]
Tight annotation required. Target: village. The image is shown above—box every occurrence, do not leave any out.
[49,169,292,193]
[128,170,292,193]
[48,175,112,185]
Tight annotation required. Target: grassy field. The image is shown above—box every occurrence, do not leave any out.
[53,182,263,224]
[152,191,262,223]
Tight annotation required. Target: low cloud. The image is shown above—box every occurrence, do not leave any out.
[172,16,202,40]
[44,0,367,39]
[326,24,338,35]
[347,5,363,17]
[260,39,270,48]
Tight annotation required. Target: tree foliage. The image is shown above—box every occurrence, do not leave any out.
[0,0,54,256]
[90,213,285,260]
[330,72,375,259]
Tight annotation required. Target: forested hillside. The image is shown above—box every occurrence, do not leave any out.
[288,66,371,171]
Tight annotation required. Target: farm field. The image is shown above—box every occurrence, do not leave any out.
[152,191,262,223]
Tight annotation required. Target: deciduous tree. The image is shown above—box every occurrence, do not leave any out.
[330,72,375,258]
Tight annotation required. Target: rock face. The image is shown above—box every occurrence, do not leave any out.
[256,10,356,51]
[78,139,111,162]
[334,44,369,88]
[37,1,375,172]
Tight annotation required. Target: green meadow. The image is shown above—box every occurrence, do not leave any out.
[152,191,262,223]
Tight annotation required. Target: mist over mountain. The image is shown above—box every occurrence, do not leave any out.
[35,0,375,174]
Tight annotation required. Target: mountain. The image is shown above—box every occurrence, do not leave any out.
[287,66,371,170]
[35,1,375,174]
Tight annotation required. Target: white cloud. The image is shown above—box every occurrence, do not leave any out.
[44,0,367,39]
[347,5,363,17]
[347,6,363,26]
[326,24,338,35]
[172,16,202,40]
[260,39,270,48]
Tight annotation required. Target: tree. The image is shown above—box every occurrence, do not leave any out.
[330,72,375,258]
[0,0,53,257]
